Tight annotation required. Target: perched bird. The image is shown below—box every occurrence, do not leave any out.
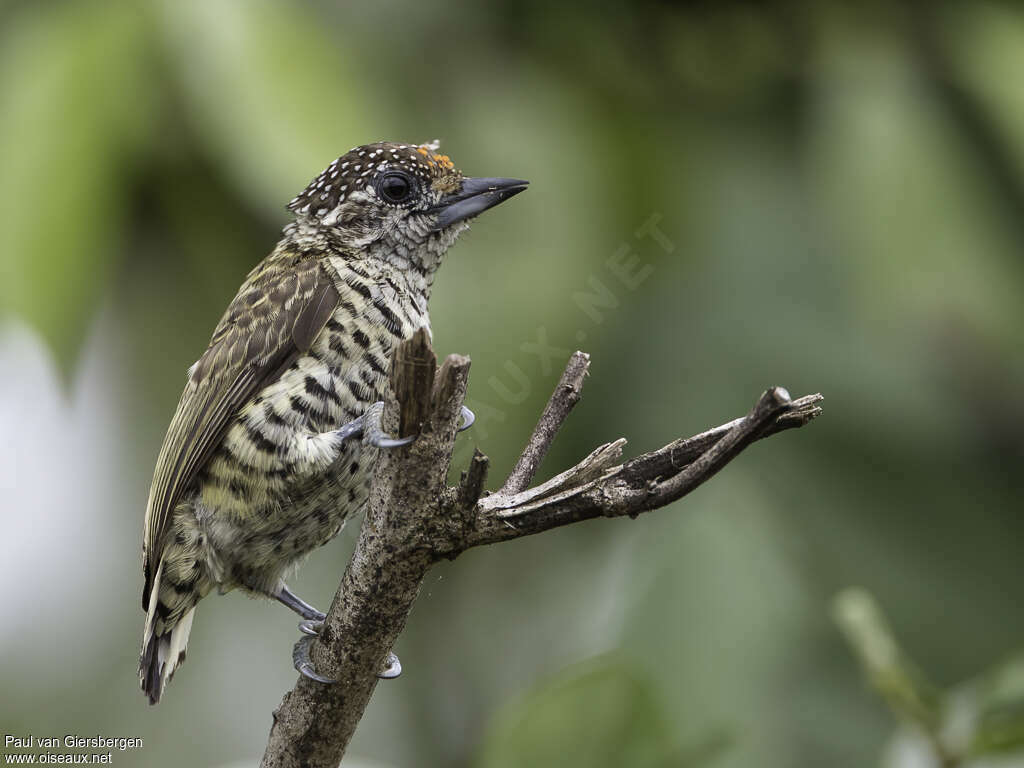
[140,141,527,704]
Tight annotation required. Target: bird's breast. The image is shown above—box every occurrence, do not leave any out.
[197,260,431,523]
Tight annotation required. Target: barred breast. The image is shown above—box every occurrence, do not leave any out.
[186,256,431,595]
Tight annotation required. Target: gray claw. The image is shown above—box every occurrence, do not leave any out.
[291,619,402,682]
[458,405,475,432]
[378,652,402,679]
[370,434,415,448]
[363,401,416,449]
[298,619,322,636]
[293,635,336,684]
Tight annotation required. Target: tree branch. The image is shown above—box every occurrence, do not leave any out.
[499,350,590,494]
[261,335,823,768]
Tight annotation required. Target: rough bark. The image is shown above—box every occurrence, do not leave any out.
[261,332,823,767]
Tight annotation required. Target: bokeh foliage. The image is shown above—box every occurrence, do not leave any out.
[1,1,1023,767]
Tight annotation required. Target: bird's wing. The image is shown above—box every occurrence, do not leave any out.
[142,255,339,608]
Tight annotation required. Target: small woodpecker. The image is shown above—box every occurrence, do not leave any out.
[140,141,527,704]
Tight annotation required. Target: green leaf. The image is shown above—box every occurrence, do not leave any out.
[473,655,681,768]
[0,1,153,372]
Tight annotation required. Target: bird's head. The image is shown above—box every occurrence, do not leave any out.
[287,141,528,272]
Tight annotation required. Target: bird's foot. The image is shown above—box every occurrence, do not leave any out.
[457,405,475,433]
[272,583,326,622]
[292,620,402,683]
[293,632,335,684]
[321,402,413,449]
[361,402,415,448]
[379,651,403,679]
[335,402,473,449]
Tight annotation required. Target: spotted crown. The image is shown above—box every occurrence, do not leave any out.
[287,141,461,218]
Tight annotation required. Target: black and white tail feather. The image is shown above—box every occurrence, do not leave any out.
[139,561,195,705]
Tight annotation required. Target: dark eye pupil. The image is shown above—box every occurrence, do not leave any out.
[380,174,411,203]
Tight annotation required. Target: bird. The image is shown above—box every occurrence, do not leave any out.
[139,140,527,704]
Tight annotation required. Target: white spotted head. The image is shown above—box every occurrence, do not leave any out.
[287,141,528,272]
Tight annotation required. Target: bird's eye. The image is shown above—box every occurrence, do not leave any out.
[378,172,415,204]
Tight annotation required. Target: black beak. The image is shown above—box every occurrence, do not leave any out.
[430,177,529,231]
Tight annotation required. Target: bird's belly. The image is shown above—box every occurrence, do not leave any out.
[197,450,374,591]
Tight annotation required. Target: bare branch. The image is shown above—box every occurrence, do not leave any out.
[463,387,821,549]
[458,448,490,509]
[261,340,823,768]
[482,439,626,517]
[392,327,437,437]
[618,393,822,488]
[499,350,590,494]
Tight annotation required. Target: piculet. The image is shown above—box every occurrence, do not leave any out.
[140,141,527,704]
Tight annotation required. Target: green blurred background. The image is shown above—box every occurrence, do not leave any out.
[2,1,1024,766]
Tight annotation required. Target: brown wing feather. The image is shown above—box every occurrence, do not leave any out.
[142,256,339,608]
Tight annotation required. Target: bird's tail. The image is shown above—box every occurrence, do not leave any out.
[140,559,196,705]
